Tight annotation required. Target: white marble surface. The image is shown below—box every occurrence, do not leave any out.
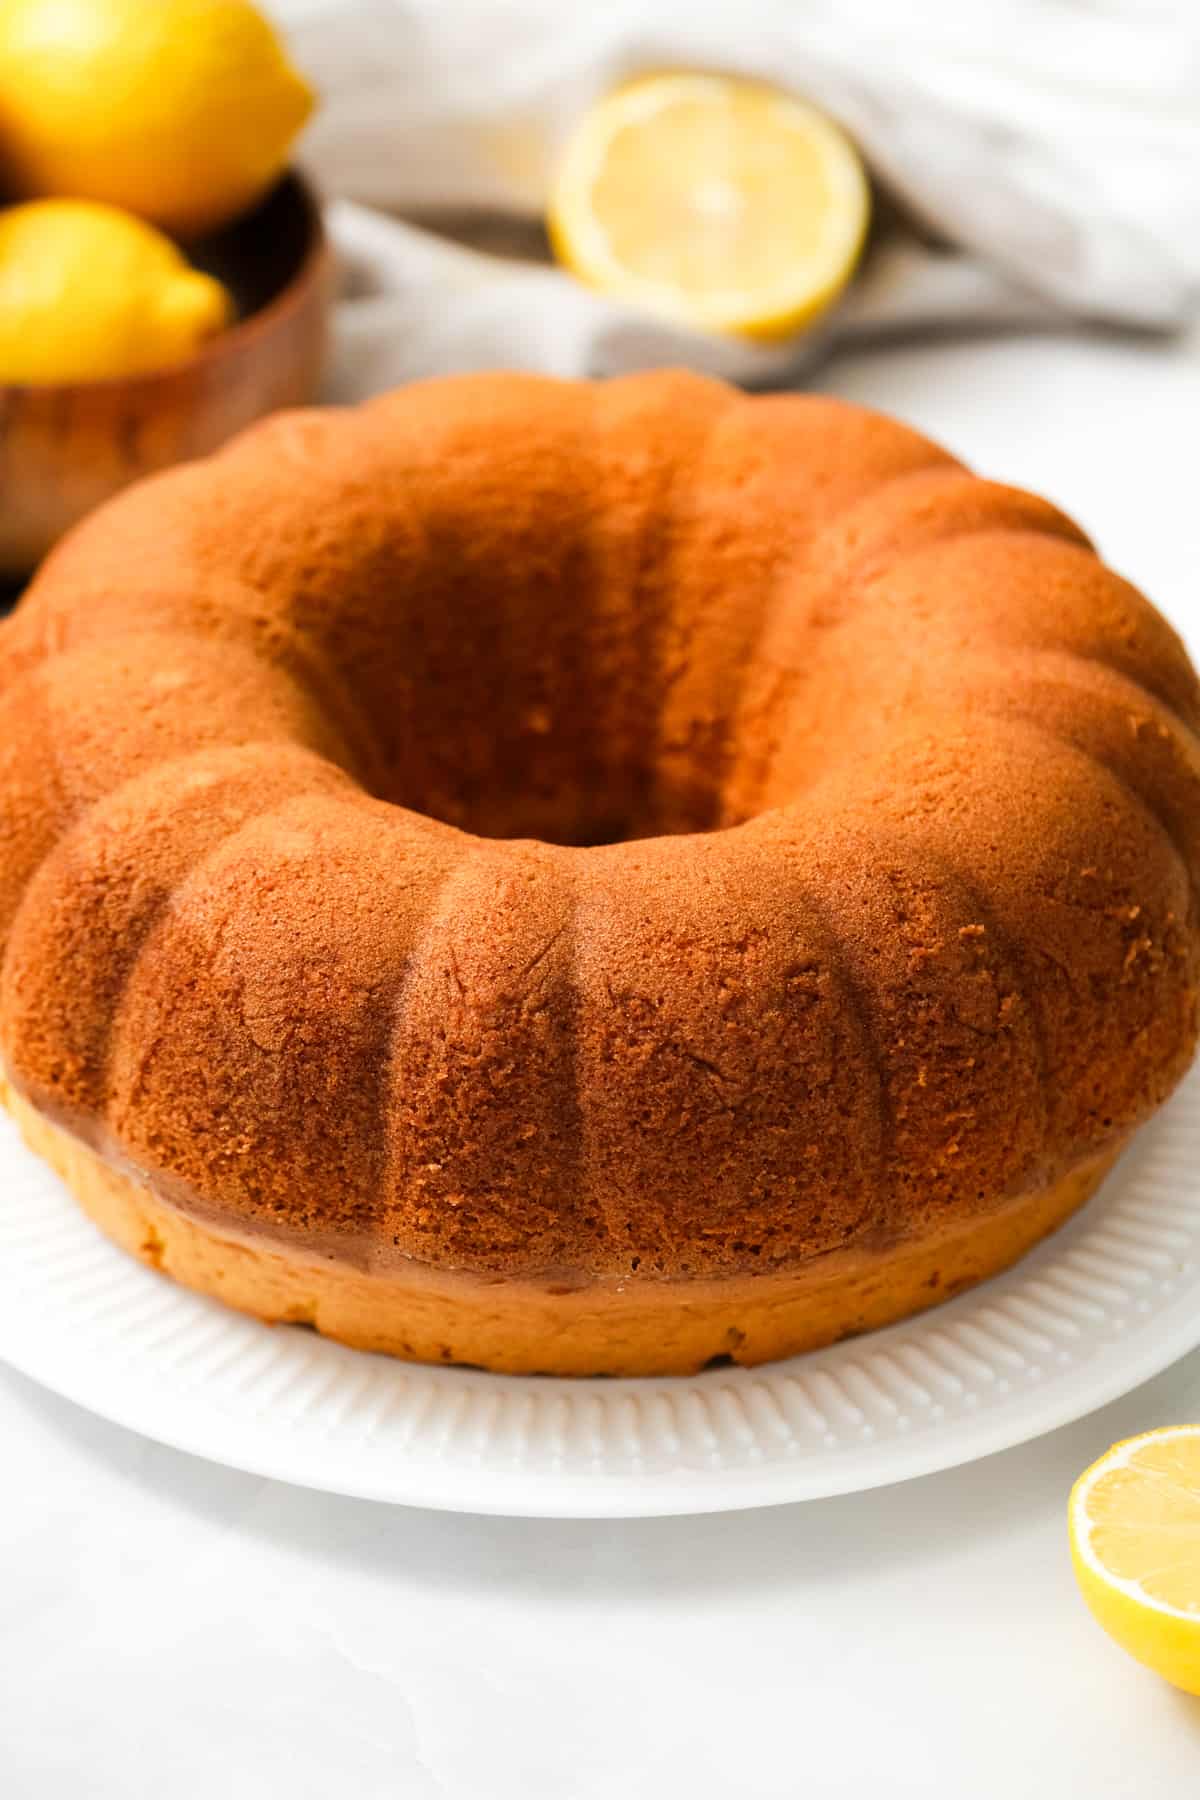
[5,324,1200,1796]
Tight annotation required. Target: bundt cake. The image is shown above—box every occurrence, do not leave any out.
[1,370,1198,1377]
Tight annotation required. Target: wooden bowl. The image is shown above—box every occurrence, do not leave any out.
[0,170,332,577]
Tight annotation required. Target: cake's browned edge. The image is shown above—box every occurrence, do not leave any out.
[4,1079,1120,1378]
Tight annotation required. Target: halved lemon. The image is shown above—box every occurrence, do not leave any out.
[1069,1425,1200,1694]
[548,73,871,342]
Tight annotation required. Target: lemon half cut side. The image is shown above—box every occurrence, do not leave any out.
[549,73,871,342]
[1069,1424,1200,1696]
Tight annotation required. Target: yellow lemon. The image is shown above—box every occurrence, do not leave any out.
[0,0,314,235]
[1069,1424,1200,1695]
[0,200,232,381]
[548,73,870,342]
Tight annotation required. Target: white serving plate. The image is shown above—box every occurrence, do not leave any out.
[2,1066,1199,1517]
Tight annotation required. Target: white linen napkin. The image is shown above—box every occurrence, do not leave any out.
[274,0,1200,393]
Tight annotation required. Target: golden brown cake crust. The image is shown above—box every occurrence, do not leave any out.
[0,370,1197,1372]
[3,1081,1119,1377]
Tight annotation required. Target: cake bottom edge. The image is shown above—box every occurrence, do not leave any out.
[4,1083,1120,1377]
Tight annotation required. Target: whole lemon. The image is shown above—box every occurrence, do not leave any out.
[0,0,314,235]
[0,199,232,381]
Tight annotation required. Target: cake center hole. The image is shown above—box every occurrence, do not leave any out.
[374,738,732,847]
[362,680,735,846]
[320,529,750,845]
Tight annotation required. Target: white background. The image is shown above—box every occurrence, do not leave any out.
[4,324,1200,1794]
